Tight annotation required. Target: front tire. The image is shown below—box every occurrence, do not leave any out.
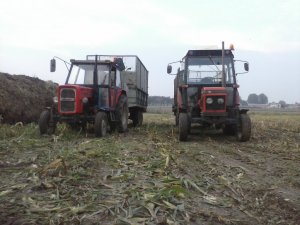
[236,114,251,142]
[179,113,188,141]
[94,111,108,137]
[175,113,179,126]
[39,110,55,135]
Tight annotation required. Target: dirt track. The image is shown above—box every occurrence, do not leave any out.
[0,113,299,224]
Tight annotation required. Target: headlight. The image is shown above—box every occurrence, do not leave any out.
[82,97,88,104]
[53,96,58,103]
[206,97,213,104]
[217,98,224,104]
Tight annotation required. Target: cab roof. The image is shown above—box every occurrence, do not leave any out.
[185,49,234,58]
[70,58,125,71]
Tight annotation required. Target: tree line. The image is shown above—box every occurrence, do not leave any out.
[244,93,287,108]
[148,94,288,108]
[148,96,173,105]
[247,93,268,104]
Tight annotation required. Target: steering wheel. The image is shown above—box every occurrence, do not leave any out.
[201,77,214,84]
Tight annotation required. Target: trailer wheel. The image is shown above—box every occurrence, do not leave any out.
[39,110,55,135]
[94,111,108,137]
[236,114,251,142]
[179,113,188,141]
[116,95,128,132]
[133,110,143,127]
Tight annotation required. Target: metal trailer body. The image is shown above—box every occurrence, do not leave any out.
[120,56,148,112]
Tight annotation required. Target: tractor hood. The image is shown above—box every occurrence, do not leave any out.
[57,84,93,114]
[201,87,226,94]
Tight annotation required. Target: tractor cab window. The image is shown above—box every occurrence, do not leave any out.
[67,64,110,85]
[97,65,109,85]
[116,70,121,87]
[187,56,234,85]
[68,64,94,84]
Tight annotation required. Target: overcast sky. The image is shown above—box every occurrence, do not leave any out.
[0,0,299,103]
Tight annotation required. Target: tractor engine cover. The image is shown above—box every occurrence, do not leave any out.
[199,87,227,115]
[57,85,93,114]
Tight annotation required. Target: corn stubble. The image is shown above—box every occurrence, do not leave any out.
[0,112,299,224]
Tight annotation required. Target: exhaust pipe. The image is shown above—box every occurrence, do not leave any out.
[221,41,225,87]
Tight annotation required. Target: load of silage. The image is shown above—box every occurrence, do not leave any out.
[0,72,57,124]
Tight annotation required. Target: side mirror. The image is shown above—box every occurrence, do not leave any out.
[244,62,249,72]
[50,59,56,72]
[167,65,172,74]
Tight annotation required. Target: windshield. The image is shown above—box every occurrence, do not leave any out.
[187,56,234,84]
[67,64,110,85]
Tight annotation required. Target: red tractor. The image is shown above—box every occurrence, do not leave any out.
[167,42,251,141]
[39,55,148,137]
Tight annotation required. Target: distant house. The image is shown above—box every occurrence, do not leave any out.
[269,103,281,108]
[247,103,268,108]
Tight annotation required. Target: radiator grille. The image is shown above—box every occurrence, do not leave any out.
[60,88,76,112]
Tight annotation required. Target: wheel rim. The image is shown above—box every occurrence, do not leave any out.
[121,110,126,127]
[236,124,242,140]
[121,106,128,128]
[101,119,107,136]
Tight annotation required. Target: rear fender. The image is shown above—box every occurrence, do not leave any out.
[116,90,127,105]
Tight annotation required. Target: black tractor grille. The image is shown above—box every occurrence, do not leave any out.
[60,88,76,112]
[206,96,225,110]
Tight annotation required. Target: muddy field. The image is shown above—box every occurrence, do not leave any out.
[0,112,299,225]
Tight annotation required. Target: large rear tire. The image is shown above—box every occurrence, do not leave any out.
[187,113,191,134]
[94,111,108,137]
[175,113,179,126]
[236,114,251,142]
[39,110,55,135]
[116,95,128,133]
[132,110,143,127]
[179,113,188,141]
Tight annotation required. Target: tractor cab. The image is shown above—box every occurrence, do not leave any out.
[43,55,128,137]
[63,56,126,113]
[184,49,243,119]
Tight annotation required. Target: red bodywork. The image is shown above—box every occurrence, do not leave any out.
[110,88,123,108]
[57,85,93,115]
[199,87,227,113]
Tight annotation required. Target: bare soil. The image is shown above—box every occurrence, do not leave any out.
[0,112,299,225]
